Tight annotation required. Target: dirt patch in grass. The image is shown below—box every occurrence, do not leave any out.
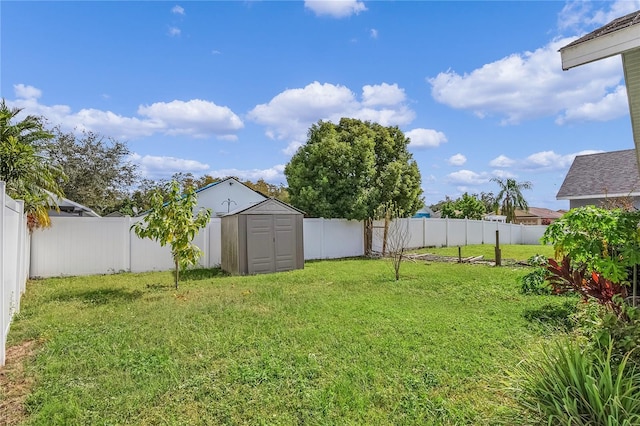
[0,340,39,425]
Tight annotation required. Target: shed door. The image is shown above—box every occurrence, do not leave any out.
[246,215,296,274]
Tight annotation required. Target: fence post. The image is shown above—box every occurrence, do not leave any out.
[124,216,132,273]
[1,182,5,366]
[445,217,449,247]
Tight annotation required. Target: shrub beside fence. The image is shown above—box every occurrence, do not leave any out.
[1,182,29,366]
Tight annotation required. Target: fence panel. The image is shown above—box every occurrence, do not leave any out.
[1,182,29,366]
[522,225,547,245]
[30,217,130,277]
[466,220,484,245]
[424,218,447,247]
[305,218,364,259]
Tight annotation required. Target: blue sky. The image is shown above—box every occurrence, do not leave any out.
[2,1,638,210]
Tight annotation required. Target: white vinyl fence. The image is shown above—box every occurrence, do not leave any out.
[30,216,547,279]
[1,182,30,366]
[372,217,547,251]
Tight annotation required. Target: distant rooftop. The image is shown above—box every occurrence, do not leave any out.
[557,149,640,199]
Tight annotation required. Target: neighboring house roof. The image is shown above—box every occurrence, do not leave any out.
[47,192,101,217]
[557,149,640,200]
[515,207,564,220]
[195,176,266,198]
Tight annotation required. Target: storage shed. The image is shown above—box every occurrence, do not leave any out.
[221,198,304,275]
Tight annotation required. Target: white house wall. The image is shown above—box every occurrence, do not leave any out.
[196,179,266,217]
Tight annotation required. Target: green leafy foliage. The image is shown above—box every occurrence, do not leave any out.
[575,300,640,368]
[440,192,487,220]
[542,206,640,283]
[0,100,66,229]
[131,180,211,288]
[491,178,532,223]
[519,254,551,295]
[511,338,640,425]
[46,128,139,216]
[285,118,423,220]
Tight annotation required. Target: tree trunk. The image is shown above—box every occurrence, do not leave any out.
[364,218,373,256]
[382,211,390,256]
[174,258,179,289]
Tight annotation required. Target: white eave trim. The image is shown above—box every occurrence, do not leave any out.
[560,24,640,70]
[557,192,640,200]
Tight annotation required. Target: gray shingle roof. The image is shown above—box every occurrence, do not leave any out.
[557,149,640,199]
[561,10,640,50]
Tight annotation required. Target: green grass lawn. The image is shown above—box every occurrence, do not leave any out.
[414,244,555,262]
[5,253,569,425]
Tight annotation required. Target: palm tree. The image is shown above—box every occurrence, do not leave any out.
[491,177,532,223]
[0,100,66,229]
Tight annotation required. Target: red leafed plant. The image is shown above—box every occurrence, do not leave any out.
[546,256,628,314]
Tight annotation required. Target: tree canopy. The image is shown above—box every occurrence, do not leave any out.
[285,118,423,220]
[492,178,532,223]
[0,100,65,229]
[131,180,211,289]
[439,193,486,220]
[45,129,139,216]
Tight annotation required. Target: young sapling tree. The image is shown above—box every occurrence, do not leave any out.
[131,180,211,289]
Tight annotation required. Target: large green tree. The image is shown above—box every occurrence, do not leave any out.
[0,100,65,229]
[491,177,532,223]
[285,118,423,218]
[285,118,423,253]
[45,129,139,216]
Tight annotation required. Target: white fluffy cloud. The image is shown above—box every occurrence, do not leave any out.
[523,149,603,170]
[489,155,515,168]
[171,5,185,15]
[488,150,603,172]
[361,83,405,107]
[558,0,640,32]
[429,37,624,125]
[138,99,244,139]
[447,153,467,166]
[130,153,210,178]
[447,169,491,185]
[9,84,244,140]
[209,164,286,184]
[304,0,367,18]
[168,26,181,37]
[405,128,447,148]
[556,85,628,124]
[248,81,417,153]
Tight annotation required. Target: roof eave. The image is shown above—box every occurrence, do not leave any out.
[560,24,640,70]
[557,192,640,200]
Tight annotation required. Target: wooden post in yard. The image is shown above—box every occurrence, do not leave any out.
[495,230,501,266]
[458,246,462,263]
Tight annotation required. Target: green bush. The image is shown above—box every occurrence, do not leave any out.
[519,254,551,295]
[575,299,640,368]
[512,338,640,425]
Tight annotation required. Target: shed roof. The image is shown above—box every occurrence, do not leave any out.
[224,197,304,216]
[556,149,640,199]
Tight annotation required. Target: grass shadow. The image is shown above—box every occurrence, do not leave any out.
[50,288,144,306]
[180,267,229,281]
[523,301,577,332]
